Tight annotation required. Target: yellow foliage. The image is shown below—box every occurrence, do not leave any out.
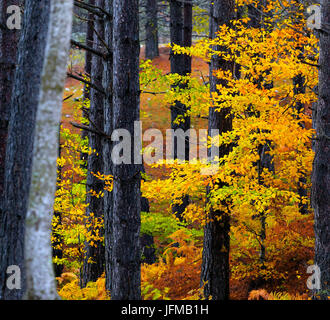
[58,274,110,300]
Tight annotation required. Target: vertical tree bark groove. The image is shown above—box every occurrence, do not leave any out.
[201,0,234,301]
[110,0,141,300]
[312,0,330,299]
[0,0,50,300]
[82,0,105,288]
[24,0,73,300]
[145,0,159,60]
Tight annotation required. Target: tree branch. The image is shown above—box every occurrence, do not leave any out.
[71,39,106,59]
[67,72,105,94]
[70,121,111,139]
[74,0,111,18]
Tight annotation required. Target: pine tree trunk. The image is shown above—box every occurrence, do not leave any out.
[0,0,50,300]
[0,1,20,290]
[82,0,105,288]
[81,0,96,165]
[110,0,141,300]
[170,0,191,220]
[183,0,192,75]
[145,0,159,60]
[83,0,95,103]
[103,0,113,295]
[312,0,330,299]
[0,0,20,199]
[201,0,235,301]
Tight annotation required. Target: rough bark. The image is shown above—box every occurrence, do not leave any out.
[312,0,330,298]
[0,1,20,287]
[145,0,159,60]
[82,0,105,288]
[110,0,141,300]
[24,0,73,300]
[200,0,235,301]
[0,0,20,198]
[0,0,50,300]
[103,0,113,295]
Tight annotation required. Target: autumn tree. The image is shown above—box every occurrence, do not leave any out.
[246,0,275,269]
[24,0,73,300]
[0,0,50,300]
[200,0,235,301]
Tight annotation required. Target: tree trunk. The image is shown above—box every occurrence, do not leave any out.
[200,0,235,301]
[312,0,330,299]
[82,0,105,288]
[0,0,50,300]
[24,0,73,299]
[169,0,191,220]
[140,165,155,264]
[103,0,113,295]
[145,0,159,60]
[0,1,20,290]
[0,0,20,198]
[110,0,141,300]
[83,0,95,103]
[183,0,192,75]
[81,0,96,165]
[247,0,274,268]
[52,126,64,278]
